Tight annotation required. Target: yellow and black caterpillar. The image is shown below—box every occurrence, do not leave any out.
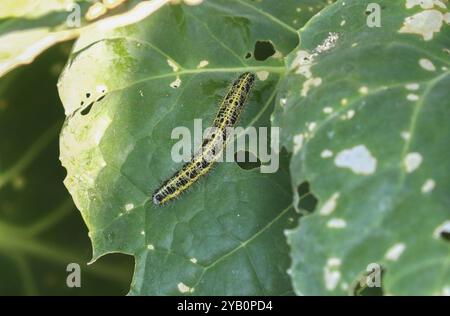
[152,72,256,205]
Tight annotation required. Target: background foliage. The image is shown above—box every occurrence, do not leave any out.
[0,42,133,295]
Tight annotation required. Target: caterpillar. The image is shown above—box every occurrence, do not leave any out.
[152,72,256,205]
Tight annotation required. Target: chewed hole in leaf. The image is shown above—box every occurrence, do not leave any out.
[81,103,94,116]
[234,151,261,170]
[297,181,310,197]
[86,92,91,98]
[296,182,318,212]
[245,52,252,59]
[96,95,106,102]
[439,231,450,241]
[435,222,450,242]
[253,41,276,61]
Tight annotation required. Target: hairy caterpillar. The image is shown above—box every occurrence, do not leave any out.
[152,72,256,205]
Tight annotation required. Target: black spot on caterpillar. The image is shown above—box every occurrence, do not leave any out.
[152,72,256,205]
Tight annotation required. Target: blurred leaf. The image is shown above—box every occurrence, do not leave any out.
[0,42,133,295]
[58,0,329,295]
[273,0,450,295]
[0,0,170,78]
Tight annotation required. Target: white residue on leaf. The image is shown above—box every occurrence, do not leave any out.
[401,131,411,140]
[323,107,333,114]
[256,71,269,81]
[404,152,423,173]
[419,58,436,71]
[293,133,304,154]
[177,282,193,293]
[147,244,155,250]
[319,192,340,216]
[405,83,420,90]
[140,230,145,235]
[170,77,182,88]
[291,32,339,80]
[291,50,313,78]
[313,32,339,55]
[334,145,377,175]
[327,218,347,229]
[324,257,341,291]
[125,203,134,211]
[167,59,179,72]
[348,110,355,119]
[385,243,406,261]
[321,149,333,158]
[272,50,284,59]
[96,84,108,94]
[190,257,198,264]
[341,109,355,120]
[421,179,436,193]
[197,60,209,69]
[283,229,290,238]
[307,122,317,132]
[407,93,419,101]
[405,0,446,9]
[359,86,369,95]
[301,77,322,96]
[399,9,449,41]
